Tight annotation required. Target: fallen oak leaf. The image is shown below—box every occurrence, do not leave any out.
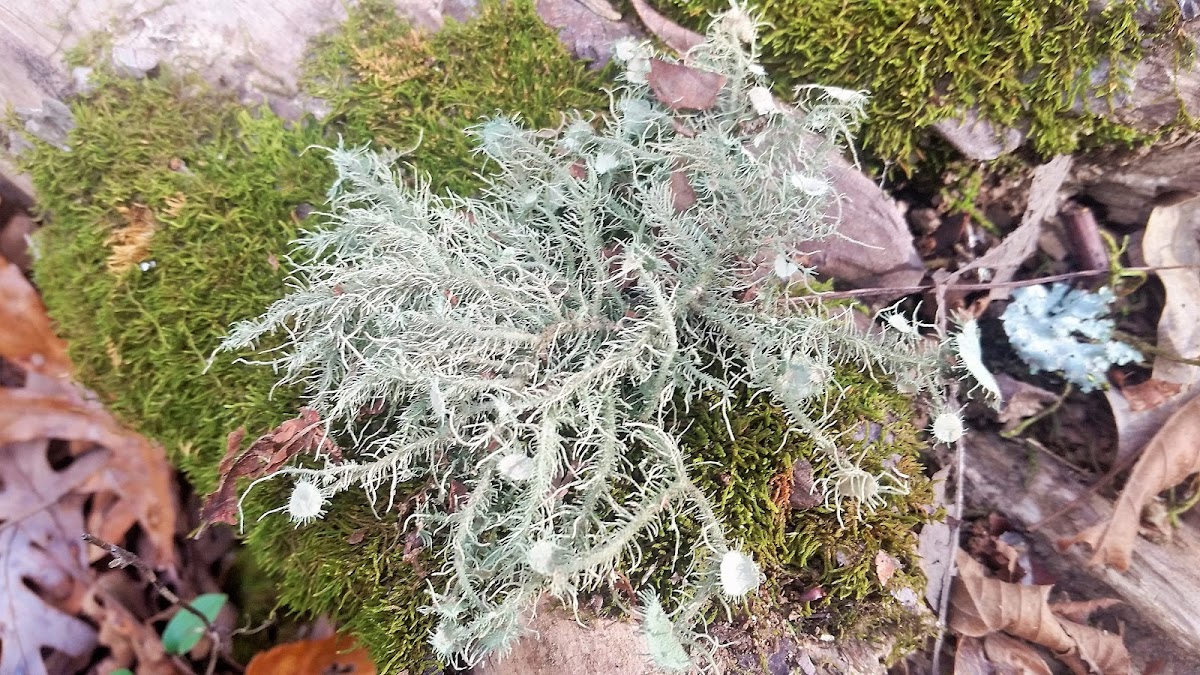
[0,256,69,377]
[0,441,105,675]
[199,408,340,528]
[0,385,177,567]
[647,58,726,111]
[1060,395,1200,571]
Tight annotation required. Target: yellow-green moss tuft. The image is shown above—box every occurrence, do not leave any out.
[657,0,1182,168]
[303,0,612,195]
[626,366,934,658]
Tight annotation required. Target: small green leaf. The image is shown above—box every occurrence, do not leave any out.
[110,670,135,675]
[161,593,228,655]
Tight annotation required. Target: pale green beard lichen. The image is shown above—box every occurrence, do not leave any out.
[221,10,950,671]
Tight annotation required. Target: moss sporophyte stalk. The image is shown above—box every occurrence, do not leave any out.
[219,8,982,670]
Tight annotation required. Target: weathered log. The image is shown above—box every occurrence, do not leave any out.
[962,431,1200,667]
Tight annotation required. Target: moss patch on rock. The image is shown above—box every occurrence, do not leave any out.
[657,0,1181,168]
[20,72,324,492]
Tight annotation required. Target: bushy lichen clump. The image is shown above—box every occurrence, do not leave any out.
[221,12,951,670]
[20,3,956,670]
[657,0,1181,167]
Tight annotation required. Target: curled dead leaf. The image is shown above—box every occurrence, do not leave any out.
[1060,395,1200,571]
[199,408,340,528]
[983,633,1053,675]
[1143,199,1200,389]
[629,0,703,55]
[950,549,1129,675]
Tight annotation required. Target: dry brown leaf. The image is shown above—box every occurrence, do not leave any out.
[1117,378,1182,413]
[82,587,181,675]
[1060,619,1130,675]
[936,156,1072,321]
[245,633,376,675]
[0,256,70,377]
[1142,199,1200,389]
[0,384,177,567]
[200,409,340,527]
[647,58,726,111]
[995,374,1058,430]
[629,0,703,55]
[1060,395,1200,570]
[875,550,899,588]
[669,170,696,212]
[1049,598,1122,624]
[0,440,105,675]
[983,633,1052,675]
[950,549,1130,675]
[953,636,998,675]
[107,203,158,275]
[950,552,1073,651]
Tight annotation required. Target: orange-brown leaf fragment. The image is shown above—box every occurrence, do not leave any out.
[106,204,158,275]
[1060,395,1200,570]
[647,58,725,111]
[1117,378,1182,413]
[0,256,70,377]
[246,633,376,675]
[875,550,899,588]
[200,409,339,527]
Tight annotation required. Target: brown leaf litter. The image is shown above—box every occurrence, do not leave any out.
[951,549,1129,675]
[106,203,158,275]
[1060,395,1200,571]
[0,252,181,674]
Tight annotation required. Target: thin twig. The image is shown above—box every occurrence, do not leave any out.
[785,264,1200,304]
[1000,383,1073,439]
[82,534,223,675]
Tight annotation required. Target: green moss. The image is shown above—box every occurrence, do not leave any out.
[625,366,934,661]
[21,73,323,492]
[303,0,611,195]
[659,0,1182,169]
[244,486,438,673]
